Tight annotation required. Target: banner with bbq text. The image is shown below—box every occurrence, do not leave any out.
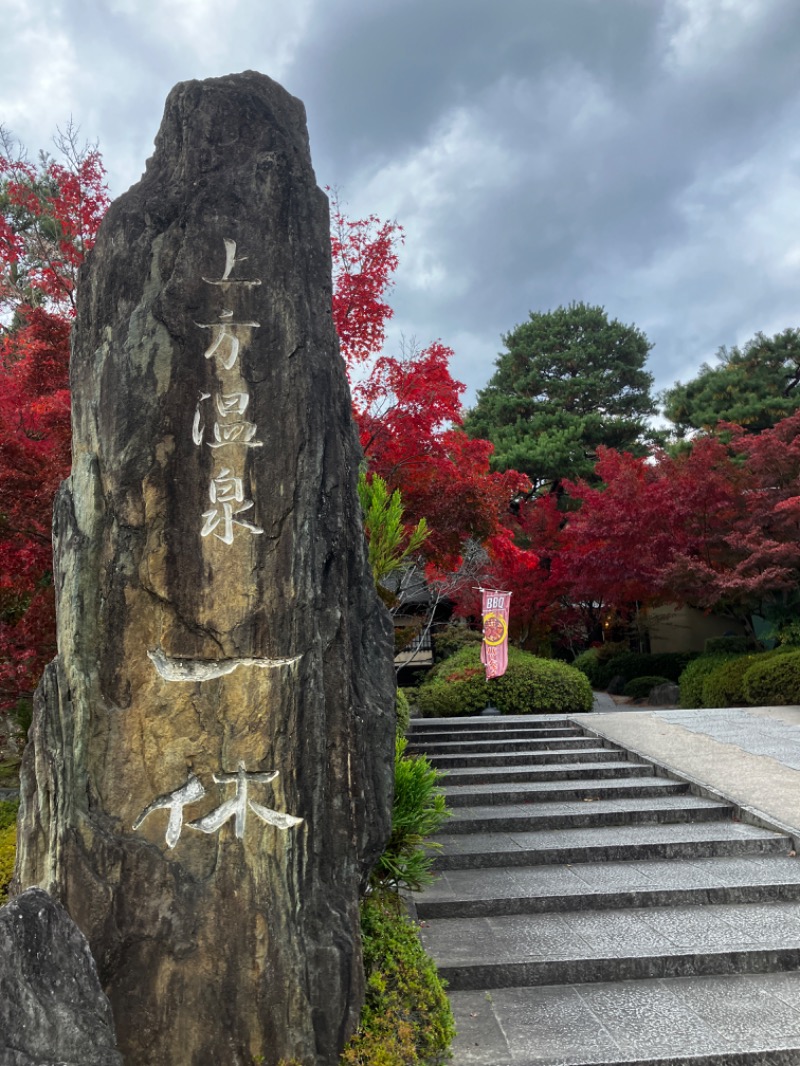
[480,588,512,679]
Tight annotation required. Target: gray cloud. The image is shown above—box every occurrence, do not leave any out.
[3,0,799,409]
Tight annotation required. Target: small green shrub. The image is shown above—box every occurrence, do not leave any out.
[340,889,455,1065]
[13,700,32,743]
[623,676,671,700]
[572,649,602,686]
[418,645,593,716]
[701,651,779,708]
[372,739,449,893]
[743,650,800,706]
[431,625,482,664]
[0,800,18,904]
[775,619,800,648]
[678,654,739,709]
[704,635,751,656]
[572,644,629,688]
[396,690,411,736]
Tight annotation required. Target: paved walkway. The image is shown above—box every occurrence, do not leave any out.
[575,705,800,842]
[410,707,800,1065]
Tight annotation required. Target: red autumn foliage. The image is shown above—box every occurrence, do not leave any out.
[329,190,402,366]
[560,421,800,634]
[0,134,109,717]
[330,200,530,572]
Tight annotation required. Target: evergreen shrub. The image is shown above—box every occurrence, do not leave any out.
[701,651,779,708]
[704,635,750,656]
[417,646,593,717]
[678,654,739,709]
[431,625,482,664]
[396,689,411,736]
[743,651,800,706]
[622,676,671,700]
[340,889,455,1065]
[575,649,697,691]
[372,738,449,892]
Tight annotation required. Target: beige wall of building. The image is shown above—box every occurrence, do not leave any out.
[647,605,747,654]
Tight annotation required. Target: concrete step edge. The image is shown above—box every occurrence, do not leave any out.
[417,881,800,918]
[436,945,800,991]
[444,782,688,806]
[434,836,792,870]
[442,804,734,834]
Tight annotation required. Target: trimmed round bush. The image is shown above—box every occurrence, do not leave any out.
[701,651,778,708]
[417,645,593,717]
[678,654,739,709]
[623,676,671,700]
[743,650,800,706]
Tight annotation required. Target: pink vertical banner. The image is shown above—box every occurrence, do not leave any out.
[480,588,511,679]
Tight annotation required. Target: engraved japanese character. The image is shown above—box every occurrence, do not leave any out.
[133,774,206,849]
[187,762,303,839]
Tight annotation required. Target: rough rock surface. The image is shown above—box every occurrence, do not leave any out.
[14,72,395,1066]
[0,888,122,1066]
[649,682,681,706]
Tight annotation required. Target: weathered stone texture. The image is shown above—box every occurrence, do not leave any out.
[0,888,122,1066]
[14,71,395,1065]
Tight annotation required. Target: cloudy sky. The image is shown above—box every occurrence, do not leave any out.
[3,0,799,409]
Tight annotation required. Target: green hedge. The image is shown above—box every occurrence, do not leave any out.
[572,644,628,688]
[623,676,671,700]
[704,635,750,656]
[678,654,740,709]
[743,650,800,706]
[574,649,698,691]
[701,652,779,708]
[417,646,593,717]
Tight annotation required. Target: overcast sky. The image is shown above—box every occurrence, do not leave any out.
[3,0,799,409]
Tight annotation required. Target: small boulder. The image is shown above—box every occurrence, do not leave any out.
[0,888,122,1066]
[649,682,680,707]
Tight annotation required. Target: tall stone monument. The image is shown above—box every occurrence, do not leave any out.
[14,72,395,1065]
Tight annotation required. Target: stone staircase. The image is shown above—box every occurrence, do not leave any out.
[408,713,800,1065]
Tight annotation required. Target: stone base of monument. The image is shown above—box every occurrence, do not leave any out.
[0,888,122,1066]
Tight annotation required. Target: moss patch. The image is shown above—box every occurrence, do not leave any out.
[340,890,454,1065]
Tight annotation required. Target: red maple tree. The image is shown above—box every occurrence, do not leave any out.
[0,131,109,721]
[330,197,529,573]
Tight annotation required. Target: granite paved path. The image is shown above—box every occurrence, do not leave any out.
[409,710,800,1065]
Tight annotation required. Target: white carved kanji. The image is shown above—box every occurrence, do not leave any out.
[132,774,206,849]
[189,763,303,839]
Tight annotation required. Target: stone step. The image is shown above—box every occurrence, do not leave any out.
[408,726,583,744]
[409,714,574,732]
[408,734,592,754]
[443,776,688,807]
[417,855,800,918]
[420,900,800,990]
[442,794,733,834]
[424,747,627,770]
[447,971,800,1065]
[438,760,659,783]
[433,821,792,870]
